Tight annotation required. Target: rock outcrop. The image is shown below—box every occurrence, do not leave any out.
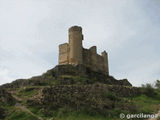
[1,64,132,89]
[51,64,132,86]
[27,84,140,116]
[0,88,15,105]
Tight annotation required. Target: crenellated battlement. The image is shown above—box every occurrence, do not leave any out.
[69,26,82,33]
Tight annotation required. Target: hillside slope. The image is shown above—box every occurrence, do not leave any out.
[0,65,160,120]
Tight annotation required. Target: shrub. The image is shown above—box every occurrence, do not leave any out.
[0,107,5,119]
[141,83,157,97]
[155,80,160,90]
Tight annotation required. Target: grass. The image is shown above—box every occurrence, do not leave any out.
[131,94,160,113]
[15,86,46,98]
[2,94,159,120]
[1,82,160,120]
[5,108,38,120]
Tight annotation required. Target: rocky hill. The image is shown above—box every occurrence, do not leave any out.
[0,65,160,120]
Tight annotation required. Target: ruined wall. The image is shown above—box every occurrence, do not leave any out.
[83,46,108,75]
[59,43,69,65]
[102,51,109,75]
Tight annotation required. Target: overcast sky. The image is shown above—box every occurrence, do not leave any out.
[0,0,160,86]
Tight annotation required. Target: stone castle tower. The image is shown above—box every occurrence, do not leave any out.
[58,26,109,75]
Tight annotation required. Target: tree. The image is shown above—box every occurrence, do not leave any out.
[155,80,160,90]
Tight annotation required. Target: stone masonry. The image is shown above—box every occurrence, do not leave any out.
[59,26,109,75]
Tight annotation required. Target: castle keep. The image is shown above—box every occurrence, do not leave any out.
[58,26,109,75]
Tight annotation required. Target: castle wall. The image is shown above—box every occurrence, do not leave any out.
[59,43,69,65]
[96,54,105,72]
[102,51,109,75]
[82,47,108,74]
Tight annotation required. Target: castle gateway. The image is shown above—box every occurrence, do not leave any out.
[58,26,109,75]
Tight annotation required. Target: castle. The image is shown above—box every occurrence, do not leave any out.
[58,26,109,75]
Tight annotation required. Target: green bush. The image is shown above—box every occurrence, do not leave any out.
[0,107,5,119]
[141,83,157,97]
[155,80,160,90]
[101,92,118,101]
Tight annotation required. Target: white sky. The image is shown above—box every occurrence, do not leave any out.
[0,0,160,86]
